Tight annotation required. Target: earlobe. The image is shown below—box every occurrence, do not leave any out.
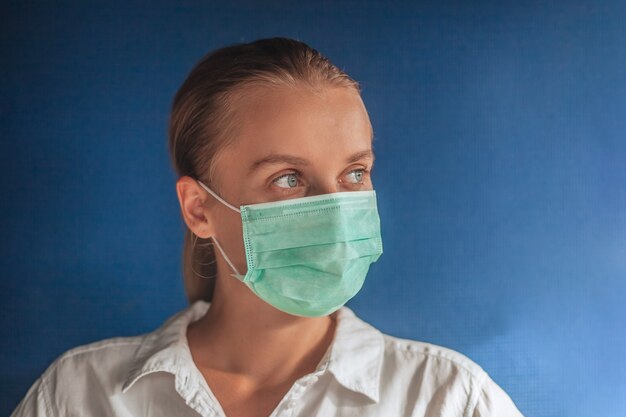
[176,176,214,239]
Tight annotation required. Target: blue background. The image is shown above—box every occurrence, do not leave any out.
[2,1,625,416]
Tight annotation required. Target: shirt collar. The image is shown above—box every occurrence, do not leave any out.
[122,301,385,403]
[324,305,384,403]
[121,301,207,394]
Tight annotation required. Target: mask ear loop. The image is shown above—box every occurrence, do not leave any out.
[195,179,244,280]
[196,180,241,213]
[211,236,244,280]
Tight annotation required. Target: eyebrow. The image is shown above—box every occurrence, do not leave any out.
[249,149,375,173]
[347,149,375,164]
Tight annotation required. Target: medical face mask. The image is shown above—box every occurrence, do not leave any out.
[196,180,383,317]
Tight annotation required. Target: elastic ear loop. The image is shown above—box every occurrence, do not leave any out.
[195,179,244,280]
[196,180,241,213]
[211,236,244,279]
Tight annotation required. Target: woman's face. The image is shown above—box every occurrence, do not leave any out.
[200,84,375,278]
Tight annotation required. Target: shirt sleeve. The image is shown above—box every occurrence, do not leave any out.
[471,374,524,417]
[10,375,55,417]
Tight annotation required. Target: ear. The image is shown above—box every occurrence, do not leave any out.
[176,176,215,239]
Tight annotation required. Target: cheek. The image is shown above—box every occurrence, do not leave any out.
[214,208,246,260]
[224,215,244,245]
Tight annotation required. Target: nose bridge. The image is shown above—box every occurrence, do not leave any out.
[309,177,340,196]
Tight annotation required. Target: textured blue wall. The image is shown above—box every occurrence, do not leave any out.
[2,1,625,416]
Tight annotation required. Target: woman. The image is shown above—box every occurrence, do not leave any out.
[12,37,523,417]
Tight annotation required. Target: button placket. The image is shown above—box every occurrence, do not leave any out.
[304,375,319,385]
[293,375,317,396]
[277,371,324,415]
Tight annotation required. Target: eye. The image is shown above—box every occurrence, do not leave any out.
[345,169,366,184]
[272,172,300,189]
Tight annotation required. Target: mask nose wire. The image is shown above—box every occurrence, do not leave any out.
[195,179,243,277]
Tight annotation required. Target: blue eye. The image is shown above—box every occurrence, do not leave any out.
[273,173,299,189]
[346,169,365,184]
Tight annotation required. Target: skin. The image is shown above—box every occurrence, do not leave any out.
[176,84,375,417]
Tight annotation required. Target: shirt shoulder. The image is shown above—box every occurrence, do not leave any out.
[11,335,146,417]
[381,332,487,380]
[36,335,146,416]
[377,333,523,417]
[49,333,144,375]
[52,335,145,364]
[11,304,204,417]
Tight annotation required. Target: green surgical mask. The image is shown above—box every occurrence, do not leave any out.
[196,180,383,317]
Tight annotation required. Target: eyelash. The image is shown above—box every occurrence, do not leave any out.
[271,168,369,191]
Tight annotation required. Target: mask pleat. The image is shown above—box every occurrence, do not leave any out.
[247,258,371,316]
[252,239,382,269]
[245,208,381,252]
[237,190,383,317]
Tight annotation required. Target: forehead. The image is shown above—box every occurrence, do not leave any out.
[225,84,373,159]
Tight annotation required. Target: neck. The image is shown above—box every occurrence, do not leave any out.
[187,273,337,385]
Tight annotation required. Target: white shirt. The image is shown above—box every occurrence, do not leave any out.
[12,300,523,417]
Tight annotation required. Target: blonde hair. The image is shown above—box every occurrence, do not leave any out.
[168,37,361,303]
